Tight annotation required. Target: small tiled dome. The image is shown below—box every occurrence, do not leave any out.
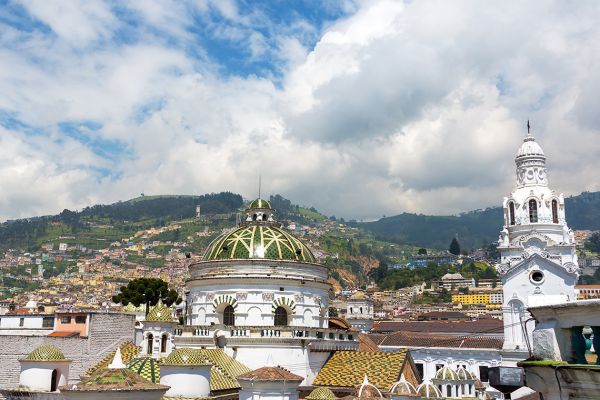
[416,381,442,398]
[161,348,211,366]
[307,387,337,400]
[456,366,474,380]
[248,198,272,210]
[25,344,66,361]
[388,376,417,395]
[435,366,458,381]
[146,299,174,322]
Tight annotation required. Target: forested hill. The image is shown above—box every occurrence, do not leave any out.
[361,191,600,251]
[0,192,243,251]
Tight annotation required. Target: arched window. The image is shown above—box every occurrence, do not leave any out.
[446,385,452,397]
[252,214,258,221]
[262,214,267,221]
[350,307,353,314]
[509,202,515,226]
[161,334,168,353]
[147,334,154,355]
[223,305,235,326]
[274,306,288,326]
[528,199,538,223]
[552,199,559,223]
[360,307,363,314]
[50,369,58,392]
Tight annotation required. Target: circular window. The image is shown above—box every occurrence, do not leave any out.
[530,270,544,284]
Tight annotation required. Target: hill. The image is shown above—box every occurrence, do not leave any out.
[361,191,600,250]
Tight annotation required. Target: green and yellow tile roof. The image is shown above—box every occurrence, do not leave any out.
[313,350,409,391]
[86,341,140,376]
[146,299,176,322]
[24,344,66,362]
[204,224,315,262]
[307,387,338,400]
[248,198,272,209]
[128,357,160,383]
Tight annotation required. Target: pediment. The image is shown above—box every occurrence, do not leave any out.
[510,230,555,248]
[497,252,579,277]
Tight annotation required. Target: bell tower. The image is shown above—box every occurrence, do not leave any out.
[496,125,579,364]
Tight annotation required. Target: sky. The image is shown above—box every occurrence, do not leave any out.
[0,0,600,221]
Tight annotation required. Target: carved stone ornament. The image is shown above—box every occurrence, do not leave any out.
[262,292,274,302]
[496,263,511,276]
[563,262,580,274]
[294,294,304,303]
[237,292,248,301]
[205,292,215,301]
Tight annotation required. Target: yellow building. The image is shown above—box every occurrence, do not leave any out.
[452,292,491,305]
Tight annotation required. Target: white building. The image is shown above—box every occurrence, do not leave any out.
[496,130,580,365]
[346,291,374,331]
[180,198,358,384]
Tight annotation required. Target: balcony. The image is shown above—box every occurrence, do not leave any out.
[173,324,358,350]
[518,299,600,400]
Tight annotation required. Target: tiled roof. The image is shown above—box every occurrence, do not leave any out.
[162,348,212,366]
[372,319,503,335]
[86,341,140,376]
[63,368,168,392]
[307,387,338,400]
[161,349,252,391]
[24,344,66,361]
[128,357,160,383]
[48,331,80,337]
[357,334,379,352]
[238,366,303,382]
[146,299,176,322]
[375,331,503,349]
[313,350,409,390]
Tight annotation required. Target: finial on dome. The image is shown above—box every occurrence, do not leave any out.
[525,119,534,141]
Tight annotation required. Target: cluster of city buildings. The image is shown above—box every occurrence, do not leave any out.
[0,132,599,400]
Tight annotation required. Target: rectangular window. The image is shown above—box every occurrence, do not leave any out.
[19,318,24,327]
[479,366,489,382]
[415,363,424,379]
[60,316,71,324]
[75,316,86,324]
[42,317,54,328]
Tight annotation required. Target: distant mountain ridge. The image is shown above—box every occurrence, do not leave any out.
[361,191,600,250]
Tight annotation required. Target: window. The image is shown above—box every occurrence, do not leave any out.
[479,366,489,382]
[252,214,257,221]
[161,334,168,353]
[530,270,544,283]
[19,318,24,327]
[262,214,267,221]
[42,317,54,328]
[415,363,424,379]
[509,202,515,225]
[223,305,235,326]
[75,316,86,324]
[61,316,71,324]
[436,364,444,371]
[529,199,538,223]
[274,306,288,326]
[552,199,559,223]
[51,369,58,392]
[147,334,154,355]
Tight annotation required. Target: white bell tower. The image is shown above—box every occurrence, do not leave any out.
[496,124,579,364]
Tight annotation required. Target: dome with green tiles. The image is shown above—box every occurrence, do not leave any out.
[128,357,160,383]
[25,344,66,362]
[146,299,175,322]
[307,387,338,400]
[248,198,272,209]
[161,348,211,366]
[204,224,315,262]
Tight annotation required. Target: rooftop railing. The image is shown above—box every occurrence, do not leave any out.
[174,324,357,341]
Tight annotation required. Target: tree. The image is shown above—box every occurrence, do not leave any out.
[112,278,182,315]
[328,307,339,317]
[449,238,461,255]
[418,248,428,255]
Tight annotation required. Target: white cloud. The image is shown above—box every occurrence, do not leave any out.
[0,0,599,221]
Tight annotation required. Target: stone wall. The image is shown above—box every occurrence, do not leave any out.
[0,312,135,394]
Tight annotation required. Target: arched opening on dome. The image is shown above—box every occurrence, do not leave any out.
[252,214,258,221]
[262,214,267,221]
[147,333,154,355]
[274,306,288,326]
[446,385,452,397]
[160,333,168,353]
[552,199,559,223]
[509,202,515,225]
[223,305,235,326]
[50,369,58,392]
[528,199,538,223]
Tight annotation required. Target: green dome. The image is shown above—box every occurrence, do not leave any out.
[128,357,160,383]
[307,387,338,400]
[25,344,66,361]
[204,225,315,262]
[435,366,458,381]
[145,299,175,322]
[248,198,272,209]
[162,348,211,366]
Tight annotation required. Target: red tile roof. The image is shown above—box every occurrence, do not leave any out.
[48,331,80,337]
[372,318,503,336]
[371,331,503,349]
